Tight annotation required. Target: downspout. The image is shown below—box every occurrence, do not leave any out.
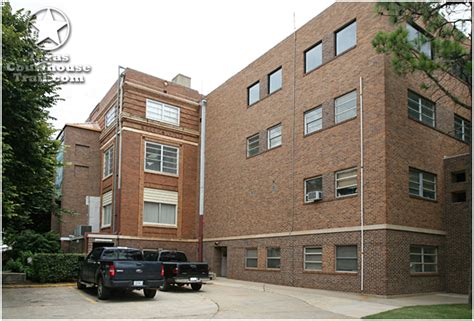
[112,66,125,236]
[198,99,207,261]
[359,76,365,292]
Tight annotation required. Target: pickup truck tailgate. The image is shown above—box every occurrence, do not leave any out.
[177,263,209,278]
[112,261,162,281]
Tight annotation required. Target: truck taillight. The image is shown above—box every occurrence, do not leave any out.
[108,264,116,277]
[173,267,178,275]
[160,265,165,277]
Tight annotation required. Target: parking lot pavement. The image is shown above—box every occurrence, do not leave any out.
[2,278,468,319]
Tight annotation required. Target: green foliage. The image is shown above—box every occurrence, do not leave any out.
[363,304,472,319]
[4,258,25,273]
[31,253,85,283]
[5,229,61,260]
[372,1,471,109]
[2,3,62,236]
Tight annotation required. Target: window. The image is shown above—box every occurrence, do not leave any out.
[101,191,112,228]
[408,91,435,127]
[452,191,467,203]
[268,68,282,94]
[248,82,260,105]
[336,245,357,272]
[103,147,113,178]
[143,202,177,226]
[454,114,471,143]
[305,43,322,73]
[335,91,357,123]
[407,23,432,58]
[266,247,280,269]
[146,99,180,126]
[267,124,282,149]
[410,246,437,273]
[304,176,322,203]
[409,168,436,200]
[336,168,357,197]
[247,134,260,157]
[105,107,116,128]
[304,247,322,270]
[336,21,357,55]
[452,171,466,183]
[304,107,322,135]
[145,142,179,175]
[245,248,258,268]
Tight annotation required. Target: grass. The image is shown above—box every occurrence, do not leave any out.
[363,304,472,319]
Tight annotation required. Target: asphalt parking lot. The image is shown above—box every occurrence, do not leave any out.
[3,278,468,319]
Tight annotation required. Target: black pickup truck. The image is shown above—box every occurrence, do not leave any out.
[144,250,209,291]
[77,247,164,300]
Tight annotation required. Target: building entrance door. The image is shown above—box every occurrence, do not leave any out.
[220,247,227,277]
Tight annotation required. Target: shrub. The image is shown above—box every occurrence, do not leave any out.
[4,259,24,273]
[31,253,85,283]
[6,230,60,259]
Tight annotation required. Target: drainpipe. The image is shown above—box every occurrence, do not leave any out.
[112,66,125,236]
[359,76,365,292]
[198,99,207,261]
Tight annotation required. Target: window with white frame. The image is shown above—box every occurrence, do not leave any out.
[336,21,357,55]
[143,188,178,226]
[266,247,280,269]
[454,114,471,143]
[304,247,322,270]
[247,134,260,157]
[248,82,260,106]
[267,124,282,149]
[335,168,357,197]
[304,106,322,135]
[409,168,436,200]
[407,23,432,58]
[105,107,116,128]
[268,67,282,94]
[245,248,258,268]
[304,176,322,203]
[102,191,112,228]
[335,91,357,123]
[145,142,179,175]
[146,99,180,126]
[103,147,113,178]
[410,245,437,273]
[408,90,435,127]
[336,245,357,272]
[305,42,322,73]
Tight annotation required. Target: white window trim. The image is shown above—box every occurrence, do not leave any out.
[101,204,112,228]
[101,191,112,228]
[266,248,281,269]
[454,115,470,142]
[410,246,438,273]
[143,202,178,228]
[303,247,322,271]
[409,168,437,201]
[103,147,113,179]
[304,107,323,135]
[144,141,180,176]
[245,248,258,269]
[304,176,323,204]
[335,168,358,198]
[335,91,357,124]
[146,98,181,126]
[105,106,116,128]
[247,134,260,157]
[267,124,282,150]
[408,91,435,127]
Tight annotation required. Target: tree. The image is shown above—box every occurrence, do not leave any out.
[2,3,61,235]
[372,1,471,109]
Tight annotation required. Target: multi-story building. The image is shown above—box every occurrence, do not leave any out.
[54,2,471,295]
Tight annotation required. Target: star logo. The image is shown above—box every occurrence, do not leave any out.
[31,7,70,51]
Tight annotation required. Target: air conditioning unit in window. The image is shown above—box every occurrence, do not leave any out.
[306,191,322,202]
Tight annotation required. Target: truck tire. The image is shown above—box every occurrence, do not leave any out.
[76,280,86,290]
[97,277,111,300]
[191,283,202,291]
[159,280,171,292]
[143,289,157,298]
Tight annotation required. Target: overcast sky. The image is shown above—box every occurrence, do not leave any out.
[10,0,335,131]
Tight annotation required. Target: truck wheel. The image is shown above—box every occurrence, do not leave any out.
[143,289,157,298]
[159,281,171,292]
[97,277,111,300]
[191,283,202,291]
[76,280,86,290]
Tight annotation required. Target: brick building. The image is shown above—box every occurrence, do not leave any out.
[55,2,471,295]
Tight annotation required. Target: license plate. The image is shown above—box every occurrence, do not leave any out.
[190,277,198,281]
[133,281,143,286]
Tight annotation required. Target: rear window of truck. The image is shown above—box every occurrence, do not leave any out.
[102,249,144,261]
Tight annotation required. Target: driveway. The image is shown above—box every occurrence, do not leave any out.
[2,278,467,319]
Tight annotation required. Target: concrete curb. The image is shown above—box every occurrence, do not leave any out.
[3,282,75,289]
